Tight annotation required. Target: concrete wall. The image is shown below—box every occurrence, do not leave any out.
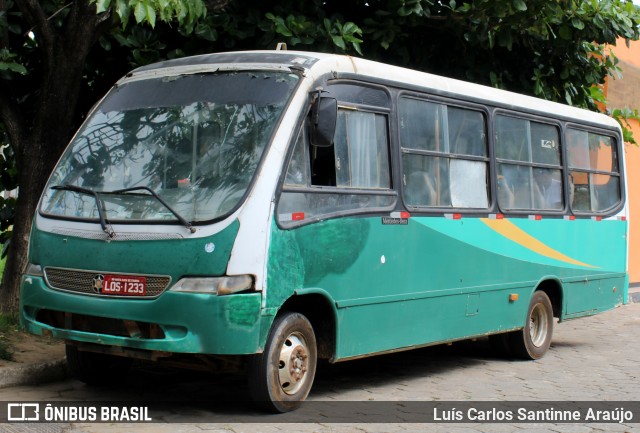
[608,40,640,283]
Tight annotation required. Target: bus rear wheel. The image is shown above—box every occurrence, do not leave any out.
[509,291,554,360]
[248,312,317,413]
[66,344,132,385]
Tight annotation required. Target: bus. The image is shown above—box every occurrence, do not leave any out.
[20,50,628,412]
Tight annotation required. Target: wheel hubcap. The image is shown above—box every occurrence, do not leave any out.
[278,332,309,395]
[529,303,549,347]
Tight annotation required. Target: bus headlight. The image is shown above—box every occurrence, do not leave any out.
[170,275,254,295]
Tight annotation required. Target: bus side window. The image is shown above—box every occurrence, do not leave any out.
[567,128,621,212]
[495,115,562,211]
[399,98,488,209]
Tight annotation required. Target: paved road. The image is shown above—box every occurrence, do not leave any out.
[2,302,640,432]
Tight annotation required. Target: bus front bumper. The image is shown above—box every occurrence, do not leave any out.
[20,275,268,355]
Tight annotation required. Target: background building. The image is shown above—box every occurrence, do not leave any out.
[608,39,640,285]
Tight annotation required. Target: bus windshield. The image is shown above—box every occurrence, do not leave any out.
[40,71,299,224]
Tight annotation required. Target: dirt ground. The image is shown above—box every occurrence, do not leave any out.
[0,330,65,368]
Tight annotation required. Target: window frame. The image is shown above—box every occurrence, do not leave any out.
[276,73,626,230]
[493,112,565,213]
[397,94,491,211]
[277,81,397,228]
[565,123,623,215]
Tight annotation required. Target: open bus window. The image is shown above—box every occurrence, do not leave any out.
[309,109,390,189]
[399,97,488,209]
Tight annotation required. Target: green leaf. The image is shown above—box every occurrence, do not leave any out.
[99,36,112,51]
[0,62,27,75]
[115,0,130,27]
[332,35,347,50]
[352,41,363,56]
[134,2,146,24]
[145,2,157,28]
[95,0,111,14]
[323,18,332,35]
[342,22,359,35]
[398,6,411,17]
[571,17,585,30]
[558,25,572,40]
[489,71,498,87]
[564,91,572,105]
[195,23,217,42]
[513,0,527,12]
[589,86,606,103]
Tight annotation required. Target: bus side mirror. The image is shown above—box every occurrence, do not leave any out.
[310,96,337,148]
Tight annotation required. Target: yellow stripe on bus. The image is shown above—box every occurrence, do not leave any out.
[480,218,597,268]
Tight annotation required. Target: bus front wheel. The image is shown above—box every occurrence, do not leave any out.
[248,312,317,412]
[510,291,554,360]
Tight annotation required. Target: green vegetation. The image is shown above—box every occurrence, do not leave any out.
[0,312,17,361]
[0,256,16,360]
[0,0,639,313]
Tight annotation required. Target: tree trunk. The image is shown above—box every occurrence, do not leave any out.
[0,151,46,314]
[0,1,110,314]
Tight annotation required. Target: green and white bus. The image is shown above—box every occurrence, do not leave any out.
[21,50,628,412]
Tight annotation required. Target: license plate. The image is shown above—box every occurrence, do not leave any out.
[101,275,146,296]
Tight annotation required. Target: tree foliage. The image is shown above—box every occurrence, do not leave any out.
[95,0,640,132]
[0,0,639,312]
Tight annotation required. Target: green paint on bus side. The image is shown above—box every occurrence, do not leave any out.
[267,215,626,360]
[265,224,305,309]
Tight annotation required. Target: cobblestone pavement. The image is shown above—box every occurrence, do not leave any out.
[2,302,640,433]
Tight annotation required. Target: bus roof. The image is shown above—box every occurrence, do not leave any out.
[128,50,620,130]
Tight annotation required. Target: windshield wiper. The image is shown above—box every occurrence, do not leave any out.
[109,186,196,233]
[51,184,115,238]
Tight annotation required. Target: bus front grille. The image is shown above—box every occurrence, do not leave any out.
[43,267,171,298]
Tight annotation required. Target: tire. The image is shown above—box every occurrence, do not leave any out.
[248,312,317,413]
[66,344,132,385]
[509,291,554,360]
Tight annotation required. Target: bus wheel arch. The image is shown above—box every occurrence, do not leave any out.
[535,278,563,320]
[248,292,336,412]
[278,292,337,361]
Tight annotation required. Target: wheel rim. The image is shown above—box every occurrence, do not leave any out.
[529,302,549,347]
[278,331,310,395]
